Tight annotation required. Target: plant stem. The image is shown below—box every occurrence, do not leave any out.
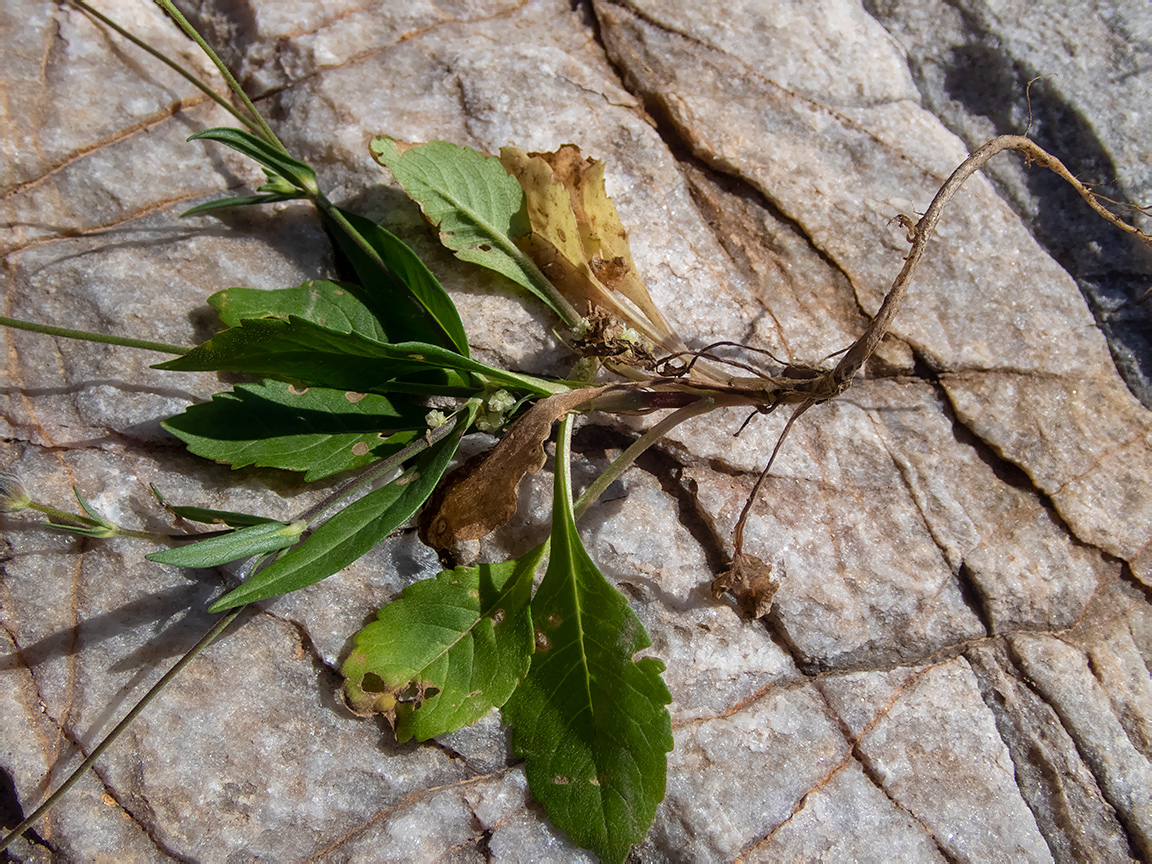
[70,0,257,134]
[0,606,245,853]
[24,503,171,542]
[290,406,469,526]
[152,0,285,152]
[0,316,188,356]
[573,397,717,519]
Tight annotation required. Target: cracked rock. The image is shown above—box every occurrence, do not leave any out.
[2,0,1150,860]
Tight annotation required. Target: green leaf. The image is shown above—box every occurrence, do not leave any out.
[181,192,303,217]
[147,520,305,567]
[163,380,424,481]
[155,316,439,391]
[328,207,469,356]
[188,127,319,196]
[155,317,567,398]
[39,521,115,539]
[166,506,280,528]
[73,487,114,530]
[342,544,545,742]
[208,407,476,611]
[502,416,672,864]
[209,280,388,342]
[370,138,571,322]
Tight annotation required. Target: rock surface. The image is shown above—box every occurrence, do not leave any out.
[1,0,1149,861]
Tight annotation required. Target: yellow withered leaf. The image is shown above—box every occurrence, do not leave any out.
[537,146,672,337]
[499,145,679,350]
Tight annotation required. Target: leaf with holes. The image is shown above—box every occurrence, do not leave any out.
[163,380,424,481]
[342,544,545,742]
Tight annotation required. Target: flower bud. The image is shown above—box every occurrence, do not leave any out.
[0,472,31,512]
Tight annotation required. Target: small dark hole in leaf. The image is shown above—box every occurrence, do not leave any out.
[478,243,492,252]
[424,687,441,699]
[360,673,387,693]
[400,682,421,700]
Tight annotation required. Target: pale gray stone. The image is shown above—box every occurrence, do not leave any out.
[2,0,1150,861]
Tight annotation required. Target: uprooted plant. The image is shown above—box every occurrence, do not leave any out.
[1,2,1149,861]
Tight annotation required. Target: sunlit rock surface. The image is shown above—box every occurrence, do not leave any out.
[1,0,1149,860]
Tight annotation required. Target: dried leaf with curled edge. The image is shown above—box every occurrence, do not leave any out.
[498,146,682,353]
[535,144,673,338]
[711,552,782,619]
[419,386,609,549]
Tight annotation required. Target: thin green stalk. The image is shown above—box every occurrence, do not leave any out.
[0,316,188,355]
[27,502,171,543]
[152,0,284,152]
[315,196,405,286]
[70,0,256,133]
[0,606,245,854]
[574,397,717,519]
[290,405,470,527]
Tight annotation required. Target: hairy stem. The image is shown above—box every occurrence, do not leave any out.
[0,316,188,355]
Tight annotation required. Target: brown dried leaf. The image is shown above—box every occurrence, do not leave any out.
[419,387,608,549]
[711,552,781,619]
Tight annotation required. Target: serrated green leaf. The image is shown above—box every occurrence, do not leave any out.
[342,543,545,742]
[154,317,567,398]
[147,520,304,567]
[502,416,672,864]
[370,138,572,323]
[208,407,475,611]
[209,280,388,342]
[328,207,469,356]
[163,380,424,481]
[188,127,319,196]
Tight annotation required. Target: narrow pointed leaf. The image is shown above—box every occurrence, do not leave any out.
[328,207,469,355]
[188,127,319,195]
[370,137,572,322]
[165,506,280,528]
[181,192,302,217]
[343,543,545,742]
[147,520,305,567]
[39,521,113,539]
[502,418,672,864]
[155,317,566,398]
[72,488,114,528]
[208,409,474,611]
[154,317,444,391]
